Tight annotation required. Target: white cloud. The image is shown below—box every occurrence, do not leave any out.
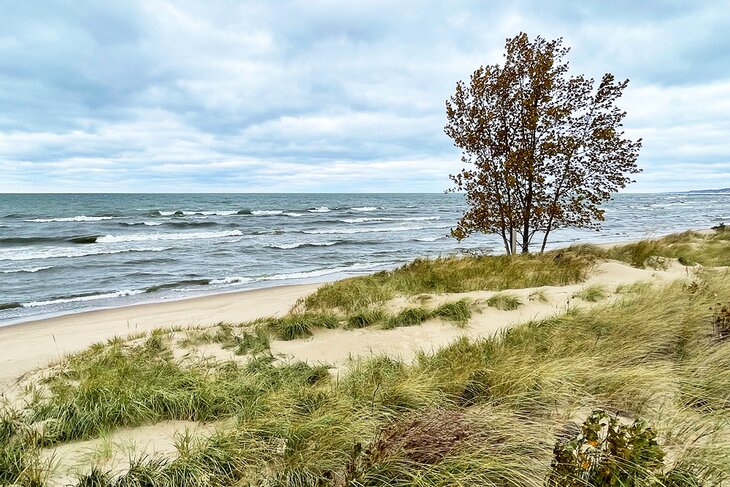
[0,0,728,192]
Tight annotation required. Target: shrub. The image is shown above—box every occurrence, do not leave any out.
[713,305,730,341]
[547,410,665,486]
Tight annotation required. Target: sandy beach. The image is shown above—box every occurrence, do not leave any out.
[0,283,319,392]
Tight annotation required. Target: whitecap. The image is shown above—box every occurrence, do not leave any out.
[96,230,243,243]
[26,216,114,223]
[350,206,380,212]
[0,247,170,262]
[269,241,338,250]
[264,262,385,281]
[209,276,255,285]
[308,207,331,213]
[303,224,450,235]
[340,217,396,223]
[23,289,145,308]
[252,210,284,216]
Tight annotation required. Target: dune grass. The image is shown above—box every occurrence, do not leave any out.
[486,292,522,310]
[303,252,594,313]
[571,226,730,269]
[573,284,609,302]
[2,265,729,485]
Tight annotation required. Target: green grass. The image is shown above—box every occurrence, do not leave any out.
[347,308,387,328]
[486,293,522,310]
[304,252,594,312]
[571,226,730,269]
[573,284,609,302]
[433,299,472,326]
[266,312,340,340]
[384,306,433,329]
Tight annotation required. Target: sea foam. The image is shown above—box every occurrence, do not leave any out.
[27,216,114,223]
[96,230,243,243]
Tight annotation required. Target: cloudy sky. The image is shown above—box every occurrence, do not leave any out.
[1,1,728,192]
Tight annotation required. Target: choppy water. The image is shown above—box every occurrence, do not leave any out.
[0,193,727,325]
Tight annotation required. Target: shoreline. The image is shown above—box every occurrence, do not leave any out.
[0,282,320,392]
[1,228,703,329]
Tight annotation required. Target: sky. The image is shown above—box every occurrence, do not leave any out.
[0,1,729,193]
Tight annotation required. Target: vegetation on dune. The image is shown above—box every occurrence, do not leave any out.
[304,251,593,313]
[2,258,730,485]
[573,284,608,303]
[571,226,730,269]
[485,292,522,311]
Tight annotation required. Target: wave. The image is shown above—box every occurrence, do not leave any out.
[303,224,449,235]
[145,279,211,293]
[308,207,331,213]
[96,230,243,243]
[0,246,171,262]
[120,221,164,227]
[350,206,381,212]
[269,241,339,250]
[339,216,440,224]
[265,262,386,281]
[209,263,387,288]
[150,209,252,217]
[0,236,62,246]
[252,210,283,216]
[26,216,115,223]
[23,289,145,308]
[415,236,448,242]
[121,221,223,229]
[209,276,254,285]
[1,266,53,274]
[0,235,109,246]
[339,217,395,223]
[0,302,22,310]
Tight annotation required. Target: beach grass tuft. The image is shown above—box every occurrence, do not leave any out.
[573,284,608,302]
[486,293,522,310]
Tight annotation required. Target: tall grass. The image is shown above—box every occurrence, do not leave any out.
[571,227,730,269]
[304,252,594,312]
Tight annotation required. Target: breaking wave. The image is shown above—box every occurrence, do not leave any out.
[96,230,244,243]
[26,216,114,223]
[269,241,339,250]
[0,247,171,262]
[23,289,145,308]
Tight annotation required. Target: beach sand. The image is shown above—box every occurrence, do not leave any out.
[0,283,319,393]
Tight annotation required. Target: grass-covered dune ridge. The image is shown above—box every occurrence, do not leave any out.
[302,251,594,313]
[1,228,729,485]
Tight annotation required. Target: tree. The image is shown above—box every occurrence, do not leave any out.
[445,33,641,254]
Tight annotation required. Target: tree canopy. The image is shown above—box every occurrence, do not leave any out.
[445,33,642,254]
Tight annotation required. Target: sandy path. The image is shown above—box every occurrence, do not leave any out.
[0,284,318,393]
